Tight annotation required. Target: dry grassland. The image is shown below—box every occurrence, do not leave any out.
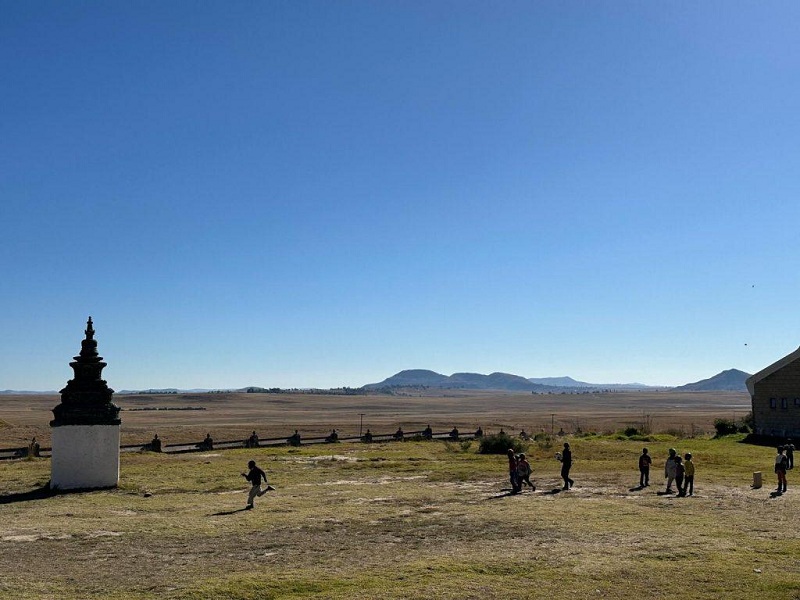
[0,390,751,447]
[1,434,798,600]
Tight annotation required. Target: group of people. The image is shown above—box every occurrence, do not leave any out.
[510,443,792,498]
[242,438,795,510]
[660,448,696,496]
[505,449,538,493]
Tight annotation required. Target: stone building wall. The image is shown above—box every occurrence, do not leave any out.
[752,358,800,437]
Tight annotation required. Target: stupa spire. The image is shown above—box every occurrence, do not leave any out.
[50,317,122,490]
[51,317,120,427]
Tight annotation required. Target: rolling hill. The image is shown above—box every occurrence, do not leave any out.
[672,369,751,392]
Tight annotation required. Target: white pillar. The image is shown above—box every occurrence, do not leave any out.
[51,424,120,490]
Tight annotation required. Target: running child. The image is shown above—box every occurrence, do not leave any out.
[242,459,274,509]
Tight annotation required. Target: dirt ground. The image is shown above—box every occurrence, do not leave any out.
[0,390,750,448]
[1,437,797,600]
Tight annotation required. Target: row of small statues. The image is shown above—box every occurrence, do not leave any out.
[12,428,550,458]
[21,426,552,457]
[140,426,550,453]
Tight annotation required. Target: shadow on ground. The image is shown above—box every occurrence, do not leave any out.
[0,485,55,505]
[211,507,252,515]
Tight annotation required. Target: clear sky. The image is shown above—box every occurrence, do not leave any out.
[2,2,800,390]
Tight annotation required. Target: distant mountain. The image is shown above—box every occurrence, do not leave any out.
[365,369,453,388]
[673,369,751,392]
[117,388,220,395]
[365,370,666,392]
[6,368,750,396]
[365,369,549,391]
[528,376,595,388]
[528,376,657,390]
[0,390,57,395]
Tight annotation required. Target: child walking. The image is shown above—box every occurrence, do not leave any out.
[775,446,789,494]
[638,448,652,487]
[516,453,536,491]
[242,459,274,509]
[507,449,521,493]
[682,453,695,496]
[674,456,685,497]
[664,448,678,493]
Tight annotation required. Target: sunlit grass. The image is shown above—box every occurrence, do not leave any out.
[1,436,798,599]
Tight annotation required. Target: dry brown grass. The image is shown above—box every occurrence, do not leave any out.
[1,435,798,600]
[0,389,750,447]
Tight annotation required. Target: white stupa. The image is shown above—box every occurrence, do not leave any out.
[50,317,121,490]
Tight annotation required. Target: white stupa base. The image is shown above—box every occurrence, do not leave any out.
[51,424,120,490]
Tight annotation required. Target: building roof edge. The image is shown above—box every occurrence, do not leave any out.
[745,346,800,396]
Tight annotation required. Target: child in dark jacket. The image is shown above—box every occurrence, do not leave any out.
[638,448,652,487]
[242,460,274,509]
[682,453,695,496]
[674,456,685,497]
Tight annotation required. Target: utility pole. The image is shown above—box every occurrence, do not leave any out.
[551,413,555,435]
[359,413,365,437]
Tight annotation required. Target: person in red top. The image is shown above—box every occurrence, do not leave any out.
[516,453,535,491]
[242,460,274,509]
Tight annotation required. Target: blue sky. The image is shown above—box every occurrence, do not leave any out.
[2,2,800,390]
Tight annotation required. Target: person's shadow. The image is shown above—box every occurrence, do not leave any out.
[488,489,521,500]
[0,485,54,505]
[769,490,783,499]
[629,485,646,492]
[211,507,251,515]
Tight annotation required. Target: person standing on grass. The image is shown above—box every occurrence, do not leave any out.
[664,448,678,493]
[242,460,273,509]
[516,453,535,491]
[638,448,652,487]
[775,446,789,494]
[683,453,695,496]
[560,442,574,490]
[674,456,685,497]
[507,449,521,493]
[786,440,794,470]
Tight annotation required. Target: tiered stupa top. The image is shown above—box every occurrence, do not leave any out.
[51,317,121,426]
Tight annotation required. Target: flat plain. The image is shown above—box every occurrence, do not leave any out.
[3,390,798,600]
[0,389,752,447]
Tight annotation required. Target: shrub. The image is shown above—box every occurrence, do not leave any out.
[478,433,527,455]
[623,427,639,437]
[443,440,474,453]
[714,418,738,437]
[534,432,553,450]
[664,427,685,438]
